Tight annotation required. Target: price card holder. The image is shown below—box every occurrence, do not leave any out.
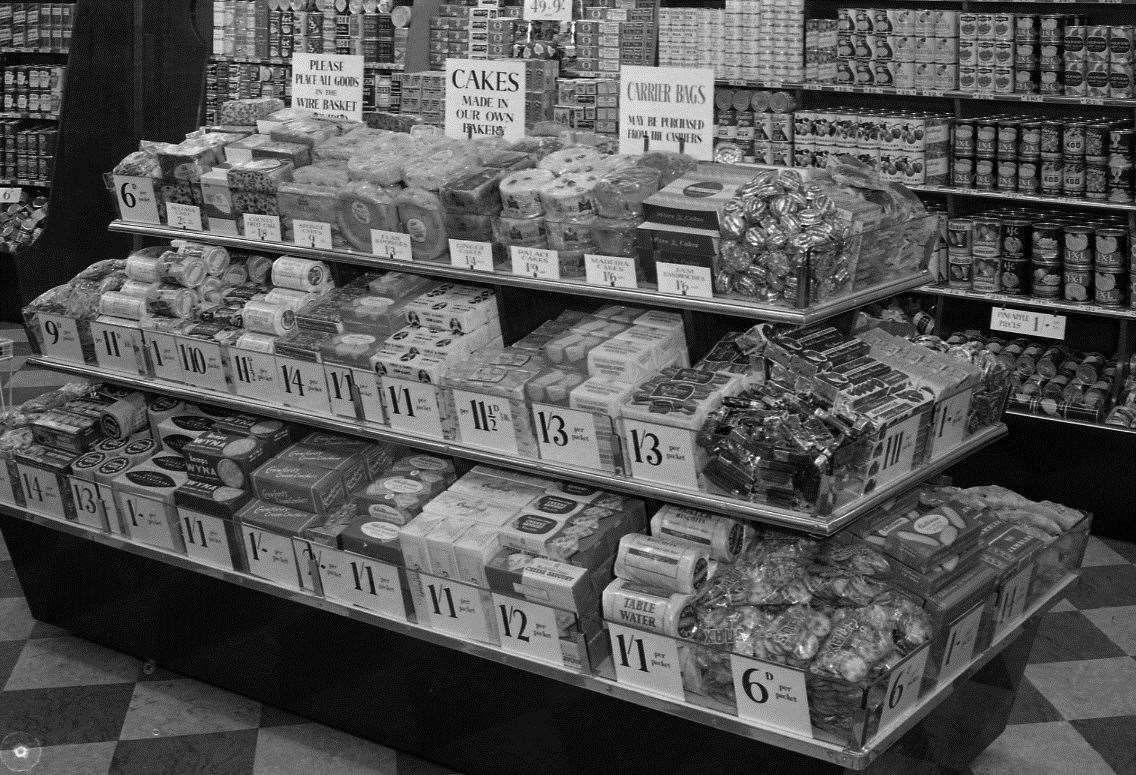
[276,355,332,415]
[90,319,143,375]
[867,412,922,490]
[293,219,333,249]
[166,202,203,231]
[492,593,565,666]
[622,420,702,491]
[510,245,560,279]
[994,565,1033,637]
[532,403,613,473]
[523,0,571,21]
[117,491,185,553]
[449,239,495,271]
[452,389,520,454]
[113,174,161,224]
[607,623,685,701]
[371,229,412,261]
[37,312,86,363]
[0,462,18,507]
[585,254,638,289]
[876,646,930,731]
[69,477,114,532]
[729,655,813,737]
[291,539,323,594]
[142,330,186,383]
[319,548,408,620]
[990,307,1066,340]
[178,510,239,571]
[15,462,67,521]
[242,524,304,591]
[243,213,283,243]
[382,377,445,438]
[929,388,973,461]
[655,262,712,298]
[324,364,361,420]
[421,575,498,644]
[231,348,279,402]
[350,367,385,424]
[939,603,985,679]
[172,335,230,394]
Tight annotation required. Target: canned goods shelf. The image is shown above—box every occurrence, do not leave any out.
[0,178,50,188]
[106,220,932,325]
[0,47,70,55]
[1005,409,1136,434]
[25,354,1009,536]
[909,184,1136,212]
[918,284,1136,319]
[0,111,57,120]
[210,55,403,70]
[716,80,1136,108]
[0,501,1073,771]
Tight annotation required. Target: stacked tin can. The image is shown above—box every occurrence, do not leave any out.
[957,12,1015,94]
[714,88,797,166]
[806,19,839,84]
[834,8,959,90]
[1065,24,1136,99]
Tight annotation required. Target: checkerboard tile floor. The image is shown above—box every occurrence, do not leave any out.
[3,326,1136,773]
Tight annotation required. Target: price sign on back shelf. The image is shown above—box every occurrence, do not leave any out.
[0,187,22,204]
[371,229,412,261]
[510,245,559,279]
[243,214,282,243]
[655,262,712,298]
[293,219,333,249]
[166,203,203,231]
[524,0,571,21]
[450,239,495,272]
[585,254,638,289]
[113,175,161,223]
[990,307,1066,340]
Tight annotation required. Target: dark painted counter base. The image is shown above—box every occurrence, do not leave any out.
[0,515,1038,775]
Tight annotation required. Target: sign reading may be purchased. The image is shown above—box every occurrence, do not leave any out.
[445,59,526,141]
[619,65,715,161]
[292,53,364,122]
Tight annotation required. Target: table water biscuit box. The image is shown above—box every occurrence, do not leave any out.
[112,453,190,552]
[237,498,319,590]
[173,480,253,571]
[251,451,348,516]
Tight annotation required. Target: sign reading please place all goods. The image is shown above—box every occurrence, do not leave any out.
[291,53,364,123]
[619,65,715,161]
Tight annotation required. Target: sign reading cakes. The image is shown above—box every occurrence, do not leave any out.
[291,53,364,122]
[619,65,714,161]
[445,58,527,142]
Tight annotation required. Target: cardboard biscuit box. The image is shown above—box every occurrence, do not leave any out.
[252,454,348,516]
[113,454,190,552]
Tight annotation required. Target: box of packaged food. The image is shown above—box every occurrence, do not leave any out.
[174,480,253,571]
[251,451,348,516]
[444,349,545,457]
[113,453,190,552]
[236,498,319,590]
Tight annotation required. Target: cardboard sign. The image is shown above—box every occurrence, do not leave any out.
[421,576,496,644]
[656,262,713,298]
[291,52,364,122]
[510,245,559,279]
[585,254,638,289]
[493,594,565,665]
[383,378,445,438]
[445,58,527,142]
[16,463,65,520]
[179,510,238,571]
[90,319,142,375]
[166,203,203,231]
[113,175,161,224]
[0,187,23,204]
[293,219,333,249]
[623,420,701,491]
[608,623,685,701]
[990,307,1066,340]
[730,655,813,737]
[37,313,85,363]
[319,548,408,620]
[619,65,715,160]
[450,239,495,271]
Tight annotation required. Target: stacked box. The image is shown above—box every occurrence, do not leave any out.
[398,70,446,125]
[835,8,959,91]
[555,78,619,135]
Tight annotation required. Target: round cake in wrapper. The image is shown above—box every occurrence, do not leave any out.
[395,188,448,261]
[537,146,603,175]
[499,169,556,218]
[546,218,597,252]
[337,182,400,252]
[540,172,601,223]
[594,167,661,219]
[493,216,547,247]
[591,217,641,257]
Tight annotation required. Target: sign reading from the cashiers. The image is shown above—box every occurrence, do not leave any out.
[619,65,715,161]
[291,53,364,122]
[445,58,527,142]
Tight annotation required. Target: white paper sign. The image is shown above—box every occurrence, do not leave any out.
[445,58,527,142]
[450,239,495,271]
[877,647,930,730]
[656,262,713,298]
[995,566,1033,636]
[118,493,181,552]
[291,52,365,122]
[173,336,229,393]
[532,404,605,471]
[276,356,331,415]
[231,349,278,402]
[940,604,985,678]
[421,577,495,643]
[493,594,565,665]
[319,549,407,619]
[930,388,973,461]
[243,526,303,590]
[619,65,715,160]
[90,320,142,375]
[608,623,685,701]
[370,229,413,261]
[623,420,701,490]
[585,254,638,289]
[166,202,203,231]
[293,219,333,249]
[990,307,1066,340]
[113,175,161,224]
[324,365,360,420]
[452,389,519,454]
[524,0,571,21]
[0,187,22,204]
[383,378,445,438]
[69,478,111,532]
[511,245,559,279]
[37,313,84,363]
[730,655,813,737]
[143,330,186,383]
[870,413,923,488]
[16,463,65,520]
[179,511,237,570]
[243,213,283,243]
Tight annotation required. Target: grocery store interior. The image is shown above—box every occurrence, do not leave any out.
[1,1,1135,773]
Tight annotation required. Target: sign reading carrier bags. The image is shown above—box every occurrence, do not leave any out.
[445,59,526,141]
[619,66,714,161]
[291,53,364,123]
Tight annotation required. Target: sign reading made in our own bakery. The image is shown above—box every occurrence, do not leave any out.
[291,53,364,122]
[445,58,527,141]
[619,65,715,161]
